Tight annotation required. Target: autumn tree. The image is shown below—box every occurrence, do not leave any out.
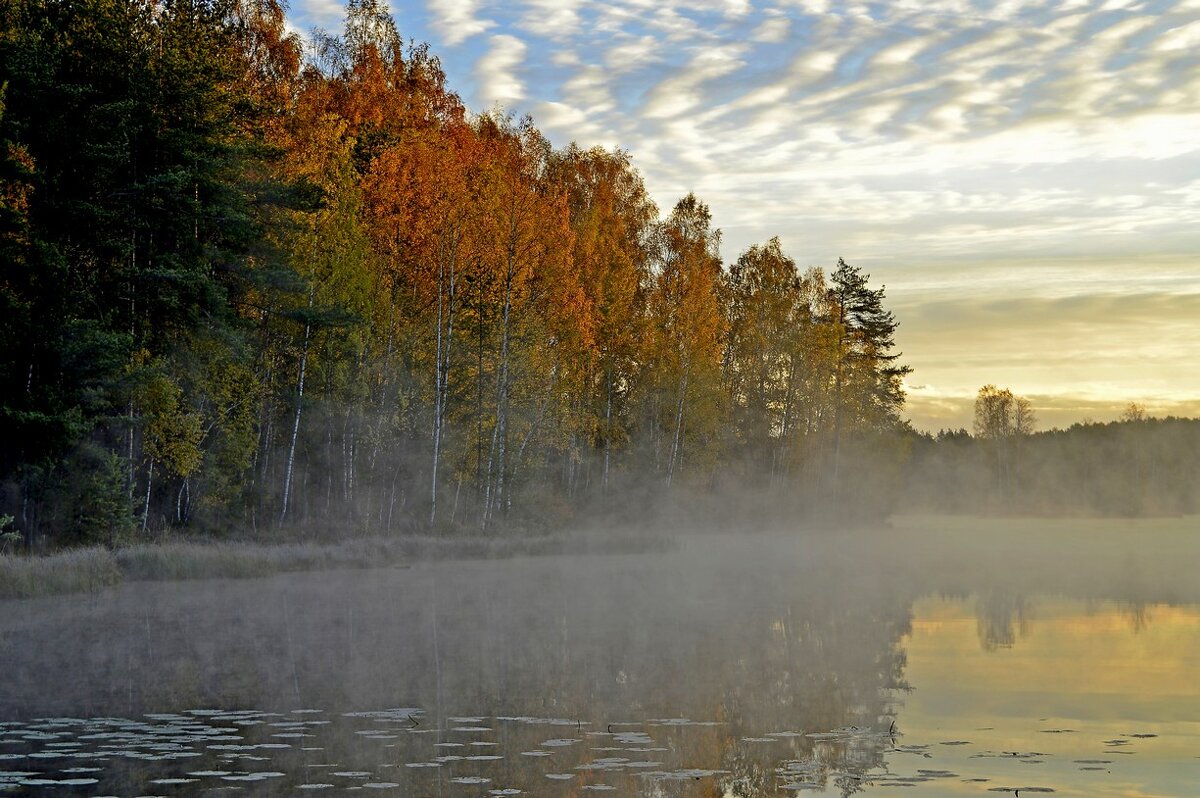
[549,145,657,496]
[973,384,1035,501]
[826,259,911,486]
[723,238,804,479]
[643,194,727,490]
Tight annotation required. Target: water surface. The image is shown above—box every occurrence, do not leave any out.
[1,517,1197,796]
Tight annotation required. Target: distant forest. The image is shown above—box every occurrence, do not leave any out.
[909,408,1200,518]
[0,0,1194,551]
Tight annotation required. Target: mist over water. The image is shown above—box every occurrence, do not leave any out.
[2,518,1199,796]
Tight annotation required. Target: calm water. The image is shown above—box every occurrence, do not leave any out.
[1,518,1198,796]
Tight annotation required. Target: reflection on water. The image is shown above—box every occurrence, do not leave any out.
[1,522,1199,796]
[901,596,1200,797]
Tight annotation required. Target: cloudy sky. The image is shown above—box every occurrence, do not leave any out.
[289,0,1200,431]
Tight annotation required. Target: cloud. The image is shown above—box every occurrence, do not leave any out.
[299,0,346,29]
[603,35,664,73]
[427,0,494,45]
[751,13,791,43]
[641,43,748,119]
[476,34,527,105]
[561,65,618,113]
[516,0,583,40]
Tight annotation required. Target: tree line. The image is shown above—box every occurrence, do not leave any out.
[0,0,914,548]
[907,390,1200,517]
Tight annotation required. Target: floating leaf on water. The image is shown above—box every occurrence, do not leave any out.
[453,727,492,733]
[449,717,486,724]
[405,762,442,768]
[545,774,574,780]
[291,710,325,715]
[435,743,464,748]
[613,732,651,745]
[187,770,231,777]
[639,769,728,781]
[450,776,490,785]
[1129,733,1158,739]
[342,709,423,723]
[362,782,400,788]
[520,751,552,757]
[875,777,929,784]
[581,785,615,791]
[742,737,777,743]
[541,739,579,747]
[150,778,197,785]
[332,771,373,777]
[576,761,626,772]
[465,755,503,761]
[470,742,498,747]
[220,772,285,781]
[297,784,335,789]
[939,741,972,746]
[488,790,521,795]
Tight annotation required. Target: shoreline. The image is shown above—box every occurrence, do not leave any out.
[0,531,674,601]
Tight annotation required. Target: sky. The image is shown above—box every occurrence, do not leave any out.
[286,0,1200,432]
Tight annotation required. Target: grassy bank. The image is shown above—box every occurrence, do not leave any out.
[0,547,124,599]
[0,531,673,600]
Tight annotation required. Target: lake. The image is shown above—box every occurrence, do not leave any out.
[1,516,1198,796]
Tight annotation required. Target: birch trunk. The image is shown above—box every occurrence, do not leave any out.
[280,312,312,524]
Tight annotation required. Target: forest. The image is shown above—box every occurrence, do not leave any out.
[907,394,1200,518]
[2,0,1194,553]
[0,0,914,549]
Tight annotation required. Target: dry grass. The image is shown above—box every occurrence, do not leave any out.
[0,529,672,599]
[0,547,122,599]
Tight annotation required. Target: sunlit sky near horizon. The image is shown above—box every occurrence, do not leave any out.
[286,0,1200,432]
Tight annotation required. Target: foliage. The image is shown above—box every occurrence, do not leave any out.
[0,0,917,545]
